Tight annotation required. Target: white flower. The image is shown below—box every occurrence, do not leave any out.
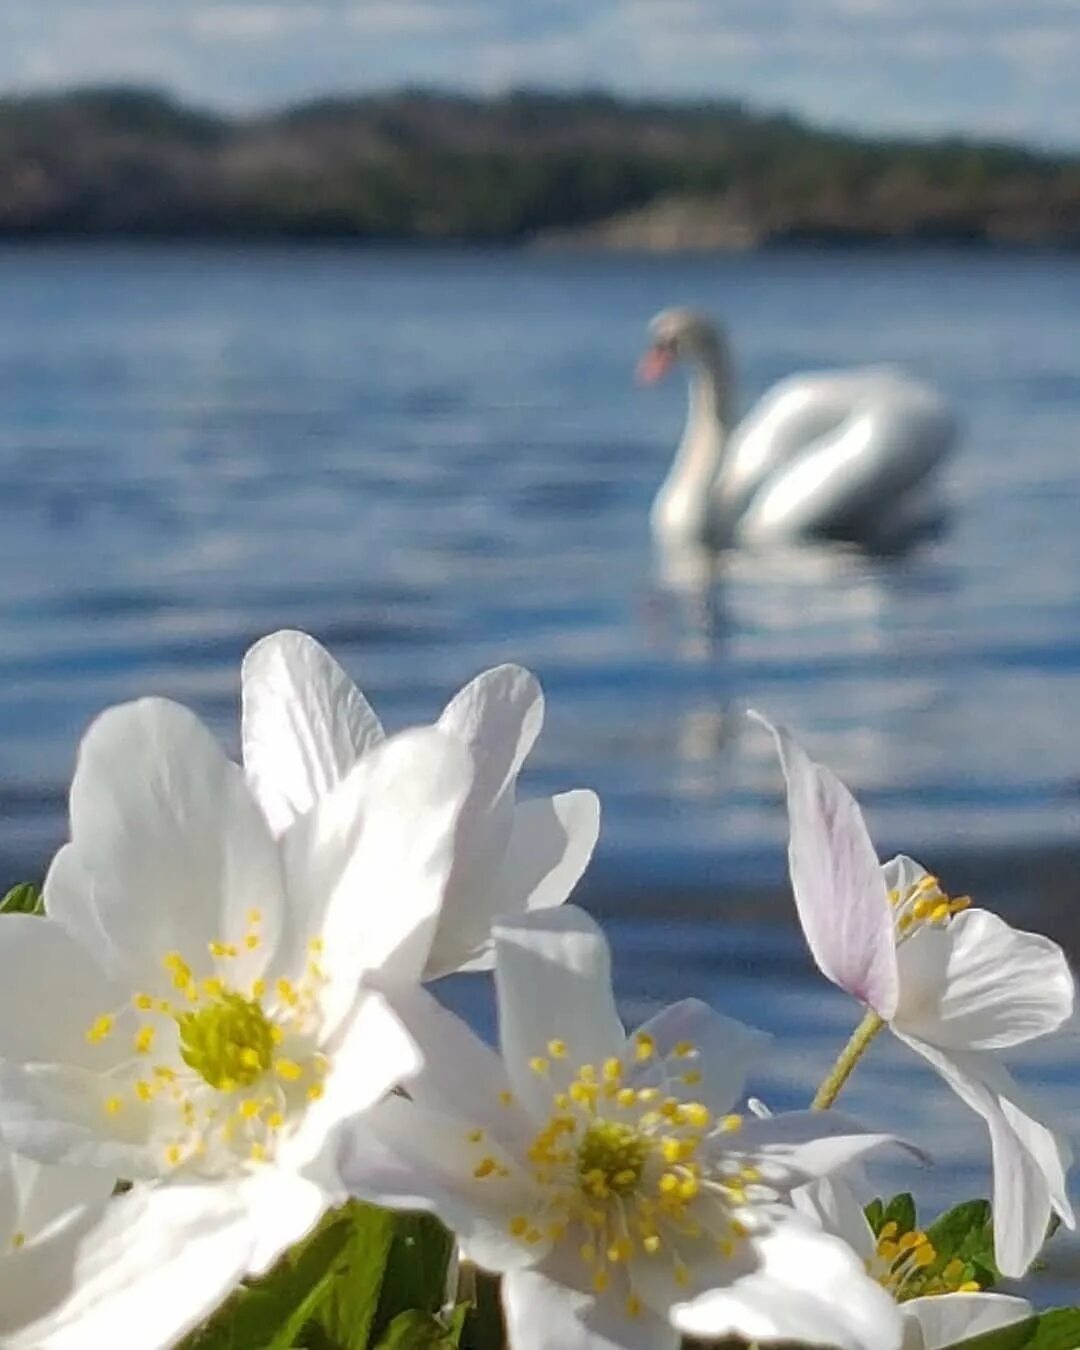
[340,906,909,1350]
[754,712,1076,1277]
[0,1143,255,1349]
[0,696,474,1276]
[241,629,600,978]
[793,1173,1034,1350]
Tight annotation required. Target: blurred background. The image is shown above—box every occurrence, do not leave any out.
[1,0,1079,1297]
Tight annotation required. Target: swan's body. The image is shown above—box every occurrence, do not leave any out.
[642,310,958,552]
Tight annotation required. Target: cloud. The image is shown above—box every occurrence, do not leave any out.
[0,0,1078,146]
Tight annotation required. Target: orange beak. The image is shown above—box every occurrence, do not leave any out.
[636,344,675,384]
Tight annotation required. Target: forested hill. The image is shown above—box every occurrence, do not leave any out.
[1,86,1078,247]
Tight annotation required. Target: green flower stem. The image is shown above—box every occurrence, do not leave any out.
[811,1009,886,1111]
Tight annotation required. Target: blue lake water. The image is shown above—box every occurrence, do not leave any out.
[0,245,1078,1292]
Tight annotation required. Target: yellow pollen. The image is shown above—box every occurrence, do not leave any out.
[276,979,299,1007]
[634,1033,656,1062]
[636,1088,659,1104]
[245,935,260,951]
[674,1262,690,1288]
[10,1232,25,1250]
[499,1091,514,1107]
[274,1058,303,1082]
[607,1238,633,1263]
[529,1057,550,1076]
[958,1281,981,1293]
[602,1058,623,1083]
[165,1144,183,1166]
[509,1216,529,1237]
[547,1039,568,1059]
[592,1270,609,1293]
[267,1110,285,1128]
[643,1234,661,1254]
[252,979,266,999]
[681,1070,702,1085]
[247,909,263,925]
[134,993,154,1011]
[85,1015,115,1045]
[627,1292,643,1317]
[104,1096,123,1115]
[576,1119,650,1197]
[133,1026,155,1055]
[473,1157,499,1179]
[250,1143,268,1162]
[176,990,277,1091]
[719,1114,743,1133]
[467,1128,485,1143]
[240,1099,260,1119]
[580,1242,597,1264]
[673,1040,696,1058]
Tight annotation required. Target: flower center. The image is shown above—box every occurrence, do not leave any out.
[176,991,275,1090]
[889,873,970,941]
[871,1221,981,1302]
[577,1119,649,1197]
[468,1031,759,1320]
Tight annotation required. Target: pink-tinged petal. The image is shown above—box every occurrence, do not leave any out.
[671,1217,903,1350]
[626,999,769,1117]
[751,713,899,1019]
[894,908,1075,1050]
[242,630,385,835]
[896,1034,1074,1277]
[430,790,602,978]
[45,698,285,994]
[901,1293,1033,1350]
[494,907,625,1120]
[339,1096,541,1272]
[279,726,473,1020]
[438,664,543,810]
[503,1267,678,1350]
[0,1182,255,1349]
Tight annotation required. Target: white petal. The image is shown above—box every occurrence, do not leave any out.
[340,1096,540,1272]
[901,1293,1033,1350]
[626,999,769,1116]
[45,698,284,993]
[751,713,899,1019]
[280,726,473,1017]
[494,907,625,1119]
[438,664,543,808]
[281,989,421,1185]
[894,908,1075,1050]
[0,916,127,1070]
[723,1110,923,1188]
[671,1218,903,1350]
[0,1182,254,1349]
[427,790,601,979]
[242,629,385,836]
[9,1154,115,1245]
[897,1034,1074,1276]
[368,984,525,1145]
[237,1169,331,1277]
[503,1267,678,1350]
[0,1061,161,1179]
[793,1174,877,1262]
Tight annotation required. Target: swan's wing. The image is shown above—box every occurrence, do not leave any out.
[716,370,891,520]
[733,376,957,547]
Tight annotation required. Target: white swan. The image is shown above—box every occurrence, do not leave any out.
[639,308,958,552]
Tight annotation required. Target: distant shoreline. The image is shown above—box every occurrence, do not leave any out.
[2,86,1078,248]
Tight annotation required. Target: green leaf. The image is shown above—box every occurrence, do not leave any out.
[864,1198,885,1232]
[925,1198,1000,1289]
[310,1200,395,1350]
[883,1192,917,1236]
[184,1207,359,1350]
[372,1308,465,1350]
[0,882,43,916]
[1025,1308,1080,1349]
[458,1269,504,1350]
[370,1212,455,1338]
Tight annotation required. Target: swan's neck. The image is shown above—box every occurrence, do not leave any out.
[652,351,733,543]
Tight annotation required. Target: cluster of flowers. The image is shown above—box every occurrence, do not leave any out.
[0,629,1073,1350]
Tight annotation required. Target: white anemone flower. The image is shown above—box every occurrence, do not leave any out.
[0,1144,255,1349]
[0,696,474,1276]
[340,906,910,1350]
[754,713,1076,1277]
[793,1173,1034,1350]
[242,629,600,978]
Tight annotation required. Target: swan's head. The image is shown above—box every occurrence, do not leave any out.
[638,308,726,383]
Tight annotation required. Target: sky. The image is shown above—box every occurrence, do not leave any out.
[1,0,1078,148]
